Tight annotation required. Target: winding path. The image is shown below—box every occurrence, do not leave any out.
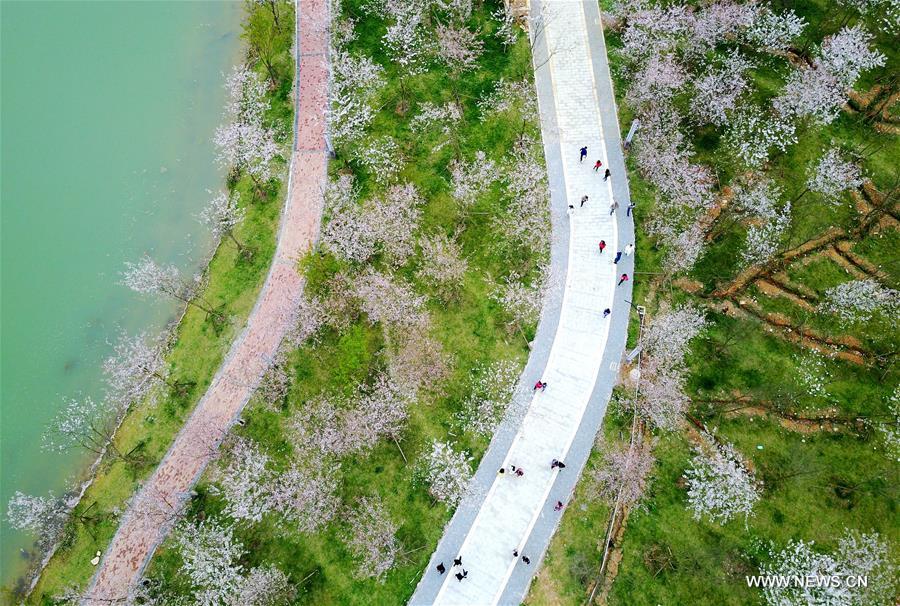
[409,1,634,604]
[83,1,328,602]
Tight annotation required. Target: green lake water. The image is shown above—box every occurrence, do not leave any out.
[1,0,242,588]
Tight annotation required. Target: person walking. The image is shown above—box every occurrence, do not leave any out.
[567,204,575,218]
[626,202,636,217]
[554,500,564,511]
[604,168,611,181]
[614,251,622,264]
[625,243,634,256]
[437,563,446,575]
[603,308,610,318]
[515,468,524,477]
[580,195,589,207]
[522,556,531,565]
[609,201,619,215]
[598,240,606,253]
[453,556,463,567]
[580,146,587,162]
[618,273,629,286]
[593,160,602,172]
[533,380,547,392]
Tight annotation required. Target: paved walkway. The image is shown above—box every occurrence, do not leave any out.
[409,2,634,604]
[82,1,329,603]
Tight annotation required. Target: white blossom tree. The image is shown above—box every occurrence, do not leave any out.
[456,359,522,437]
[743,7,806,52]
[820,279,900,324]
[214,65,280,194]
[774,25,885,125]
[690,50,754,126]
[492,270,547,331]
[684,433,761,525]
[386,329,453,400]
[256,348,291,408]
[492,4,519,47]
[725,104,797,167]
[103,330,173,407]
[477,78,538,122]
[625,52,687,109]
[43,396,124,459]
[359,136,403,185]
[806,147,863,203]
[761,530,897,606]
[495,137,551,255]
[215,437,272,523]
[343,496,400,581]
[642,304,708,372]
[174,518,246,604]
[122,256,223,322]
[268,464,340,533]
[410,101,462,153]
[329,50,385,145]
[742,201,791,267]
[449,150,501,209]
[199,192,249,258]
[418,440,473,507]
[381,2,430,77]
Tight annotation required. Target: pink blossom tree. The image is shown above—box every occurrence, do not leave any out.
[590,439,656,507]
[416,232,468,295]
[359,136,403,185]
[495,136,551,256]
[343,496,400,581]
[690,50,754,126]
[353,269,427,327]
[386,329,453,400]
[435,25,483,77]
[724,103,797,167]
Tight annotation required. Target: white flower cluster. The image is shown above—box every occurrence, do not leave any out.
[343,496,400,581]
[820,279,900,324]
[795,352,833,401]
[359,136,403,185]
[725,104,797,167]
[690,50,754,126]
[416,232,468,291]
[418,440,473,506]
[807,147,863,203]
[495,137,551,255]
[742,201,791,267]
[457,359,523,437]
[685,433,761,524]
[329,51,385,145]
[743,7,806,51]
[590,439,656,507]
[477,78,538,122]
[449,150,501,209]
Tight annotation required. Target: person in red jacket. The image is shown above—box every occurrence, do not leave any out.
[593,159,602,172]
[598,240,606,253]
[618,273,629,286]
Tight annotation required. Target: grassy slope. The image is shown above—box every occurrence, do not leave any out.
[528,0,899,604]
[21,4,296,604]
[142,1,547,604]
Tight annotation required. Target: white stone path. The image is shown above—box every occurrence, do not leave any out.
[411,1,635,604]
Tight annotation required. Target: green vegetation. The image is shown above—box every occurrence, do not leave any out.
[21,3,296,604]
[529,0,898,604]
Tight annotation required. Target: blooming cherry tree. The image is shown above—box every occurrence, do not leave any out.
[690,50,754,126]
[725,104,797,166]
[344,496,400,581]
[435,25,483,75]
[43,396,123,458]
[353,270,427,327]
[103,330,171,407]
[807,147,863,202]
[742,201,792,266]
[820,279,900,324]
[449,151,500,209]
[684,433,761,525]
[122,256,222,322]
[359,136,403,185]
[329,51,385,145]
[416,232,468,293]
[418,440,473,507]
[199,192,249,257]
[456,359,522,437]
[387,329,453,400]
[590,439,656,507]
[743,7,806,52]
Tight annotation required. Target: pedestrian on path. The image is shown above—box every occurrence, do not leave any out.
[618,273,629,286]
[533,380,547,392]
[580,146,587,162]
[609,201,619,215]
[455,570,468,581]
[515,468,524,477]
[437,563,446,575]
[598,240,606,253]
[593,160,602,172]
[499,467,506,475]
[604,168,611,181]
[625,243,634,255]
[614,251,622,264]
[580,195,589,207]
[551,459,567,469]
[603,308,610,318]
[627,202,635,217]
[567,204,575,217]
[513,549,519,557]
[522,556,531,565]
[454,556,463,567]
[554,500,564,511]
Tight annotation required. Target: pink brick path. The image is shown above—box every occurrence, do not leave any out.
[83,1,328,602]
